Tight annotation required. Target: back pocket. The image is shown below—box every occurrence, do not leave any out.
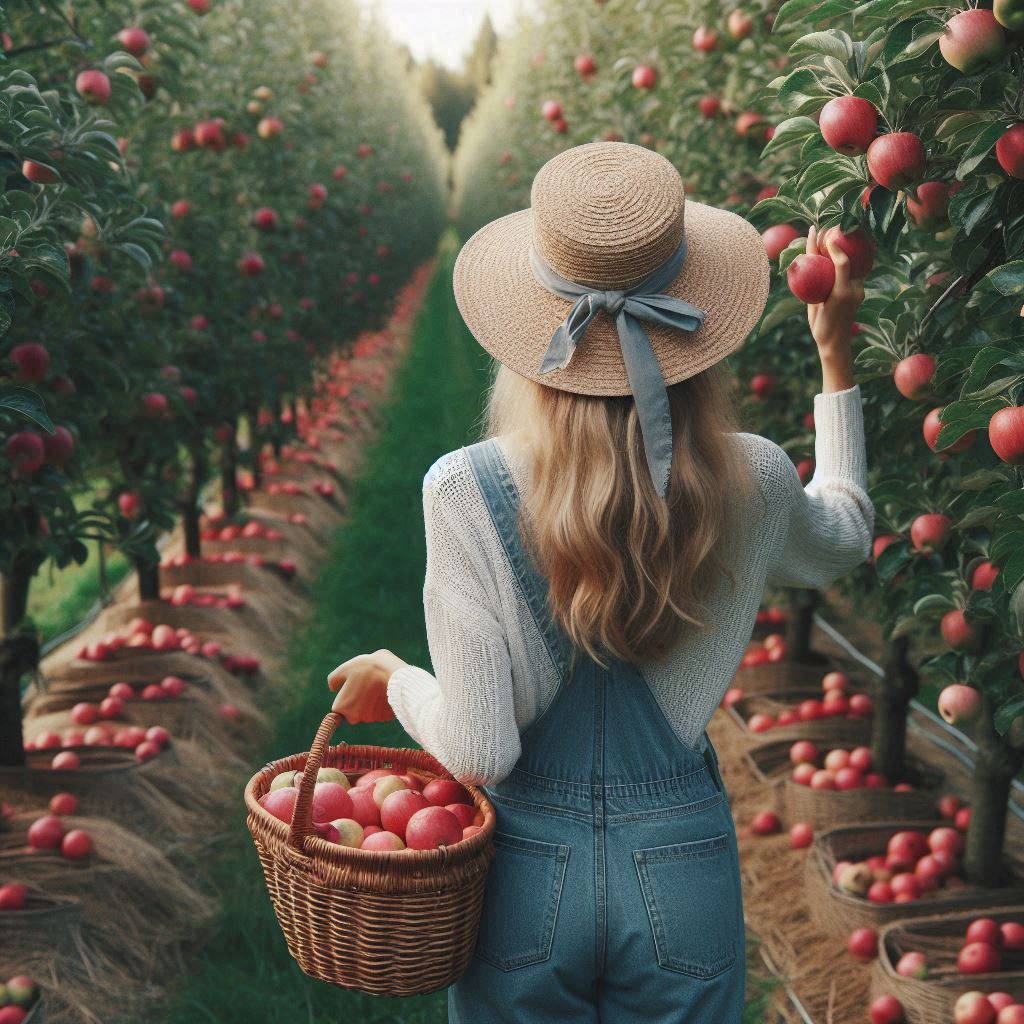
[633,831,740,978]
[474,832,570,972]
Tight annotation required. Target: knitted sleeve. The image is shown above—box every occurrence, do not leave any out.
[386,451,523,787]
[764,385,874,588]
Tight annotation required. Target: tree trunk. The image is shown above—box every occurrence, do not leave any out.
[135,556,160,602]
[181,445,206,558]
[221,428,239,518]
[965,691,1024,887]
[248,407,263,491]
[0,554,39,767]
[786,588,827,664]
[871,635,918,783]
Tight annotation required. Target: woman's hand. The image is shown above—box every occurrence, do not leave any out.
[806,225,865,393]
[327,649,406,723]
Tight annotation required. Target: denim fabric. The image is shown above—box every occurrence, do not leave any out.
[448,438,746,1023]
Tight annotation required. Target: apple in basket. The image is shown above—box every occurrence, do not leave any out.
[372,776,408,807]
[405,806,463,850]
[348,787,382,827]
[362,830,406,851]
[380,790,429,836]
[311,784,353,823]
[423,779,474,806]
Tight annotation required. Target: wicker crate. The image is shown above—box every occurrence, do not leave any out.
[726,687,873,746]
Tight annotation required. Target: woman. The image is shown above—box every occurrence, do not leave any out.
[328,141,873,1023]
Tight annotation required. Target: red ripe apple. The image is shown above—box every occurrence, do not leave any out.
[748,713,775,732]
[573,54,596,76]
[798,698,824,721]
[361,830,405,851]
[28,814,65,850]
[819,226,876,278]
[989,407,1024,464]
[939,794,962,819]
[405,806,463,849]
[61,828,93,860]
[938,683,982,726]
[896,951,928,978]
[9,342,50,382]
[721,687,743,707]
[52,751,80,770]
[692,26,718,51]
[462,825,483,841]
[910,513,952,553]
[170,199,191,217]
[889,873,920,899]
[541,99,562,121]
[822,671,849,692]
[954,992,997,1024]
[893,353,936,400]
[966,918,1004,948]
[834,767,864,791]
[849,746,873,771]
[907,182,952,228]
[991,995,1018,1013]
[423,778,473,806]
[847,926,878,960]
[996,1006,1024,1024]
[888,830,930,867]
[76,69,111,104]
[789,740,819,765]
[787,253,835,304]
[959,941,1002,974]
[43,425,75,466]
[929,825,965,858]
[146,726,171,748]
[824,748,850,772]
[750,373,775,399]
[256,116,283,139]
[867,133,927,189]
[727,9,753,38]
[762,224,801,259]
[792,763,816,785]
[939,10,1005,74]
[924,407,975,455]
[941,610,981,652]
[238,252,265,277]
[631,65,656,89]
[915,854,947,889]
[5,432,45,475]
[867,880,894,903]
[751,810,781,835]
[71,702,98,725]
[698,95,720,118]
[379,790,429,837]
[445,802,478,829]
[0,883,27,910]
[261,787,298,824]
[49,792,78,815]
[810,769,836,789]
[116,26,150,55]
[819,96,877,155]
[1001,921,1024,951]
[789,822,813,848]
[348,785,382,827]
[971,561,1000,590]
[870,994,905,1024]
[98,696,124,719]
[996,124,1024,179]
[253,207,278,231]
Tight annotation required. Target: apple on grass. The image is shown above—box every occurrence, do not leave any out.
[847,926,878,961]
[870,994,905,1024]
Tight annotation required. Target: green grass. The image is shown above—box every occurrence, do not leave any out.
[159,235,783,1023]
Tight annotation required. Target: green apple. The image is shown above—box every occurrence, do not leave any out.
[269,769,298,791]
[330,818,364,848]
[994,0,1024,32]
[317,767,350,789]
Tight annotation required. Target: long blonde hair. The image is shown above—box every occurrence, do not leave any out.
[484,361,754,667]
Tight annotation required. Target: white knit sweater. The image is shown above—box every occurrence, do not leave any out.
[387,384,873,787]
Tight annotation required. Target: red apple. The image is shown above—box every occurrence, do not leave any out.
[1000,921,1024,951]
[762,224,801,259]
[939,10,1006,74]
[632,65,657,89]
[938,684,982,726]
[910,513,951,553]
[261,787,298,824]
[574,54,596,76]
[941,609,981,651]
[989,407,1024,464]
[751,810,781,835]
[924,406,976,455]
[789,740,819,765]
[361,830,405,851]
[867,133,927,189]
[9,342,50,382]
[404,806,463,849]
[28,814,65,850]
[0,884,27,910]
[896,951,928,978]
[698,95,720,118]
[894,353,935,399]
[959,941,1002,974]
[379,789,429,837]
[996,1006,1024,1024]
[787,253,835,303]
[955,992,997,1024]
[692,26,718,51]
[819,96,877,155]
[76,69,111,104]
[348,785,382,828]
[819,226,876,278]
[49,792,78,815]
[116,26,150,55]
[907,182,952,227]
[847,926,878,960]
[789,822,813,848]
[966,918,1004,948]
[541,100,562,121]
[61,828,93,860]
[996,124,1024,179]
[870,994,905,1024]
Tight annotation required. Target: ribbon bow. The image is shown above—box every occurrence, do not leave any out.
[530,236,706,499]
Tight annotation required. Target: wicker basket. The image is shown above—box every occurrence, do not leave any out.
[726,687,873,745]
[805,820,1024,937]
[744,740,945,829]
[0,888,82,962]
[245,711,496,996]
[731,661,831,695]
[869,906,1024,1023]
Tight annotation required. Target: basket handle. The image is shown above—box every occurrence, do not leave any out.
[289,710,348,852]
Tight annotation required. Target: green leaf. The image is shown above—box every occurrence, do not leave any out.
[790,30,854,62]
[994,694,1024,736]
[987,261,1024,296]
[956,122,1009,179]
[913,593,956,615]
[757,294,806,334]
[0,386,53,432]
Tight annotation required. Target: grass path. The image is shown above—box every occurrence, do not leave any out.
[163,236,780,1023]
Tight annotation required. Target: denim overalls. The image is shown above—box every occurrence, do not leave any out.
[448,438,746,1023]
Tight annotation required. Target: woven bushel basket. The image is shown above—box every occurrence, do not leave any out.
[869,905,1024,1023]
[744,740,944,830]
[245,711,497,996]
[805,820,1024,937]
[731,661,830,695]
[726,687,872,745]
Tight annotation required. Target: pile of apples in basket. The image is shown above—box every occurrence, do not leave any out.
[258,766,485,851]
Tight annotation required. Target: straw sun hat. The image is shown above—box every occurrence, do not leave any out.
[453,141,771,497]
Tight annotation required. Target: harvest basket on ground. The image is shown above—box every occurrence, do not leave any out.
[805,820,1024,937]
[245,711,496,996]
[725,687,873,745]
[0,887,81,962]
[730,660,832,695]
[869,905,1024,1023]
[744,740,944,828]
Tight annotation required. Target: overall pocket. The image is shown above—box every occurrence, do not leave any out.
[474,832,570,972]
[633,830,740,979]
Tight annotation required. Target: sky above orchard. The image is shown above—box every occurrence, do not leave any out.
[356,0,536,70]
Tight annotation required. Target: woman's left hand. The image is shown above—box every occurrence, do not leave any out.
[327,649,406,723]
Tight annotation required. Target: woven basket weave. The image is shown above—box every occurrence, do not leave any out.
[869,905,1024,1023]
[245,711,496,996]
[805,820,1024,938]
[744,740,944,830]
[731,661,830,695]
[726,687,872,746]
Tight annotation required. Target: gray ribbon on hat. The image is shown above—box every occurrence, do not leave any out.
[529,235,706,499]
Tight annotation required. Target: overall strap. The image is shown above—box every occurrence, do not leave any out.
[465,437,571,684]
